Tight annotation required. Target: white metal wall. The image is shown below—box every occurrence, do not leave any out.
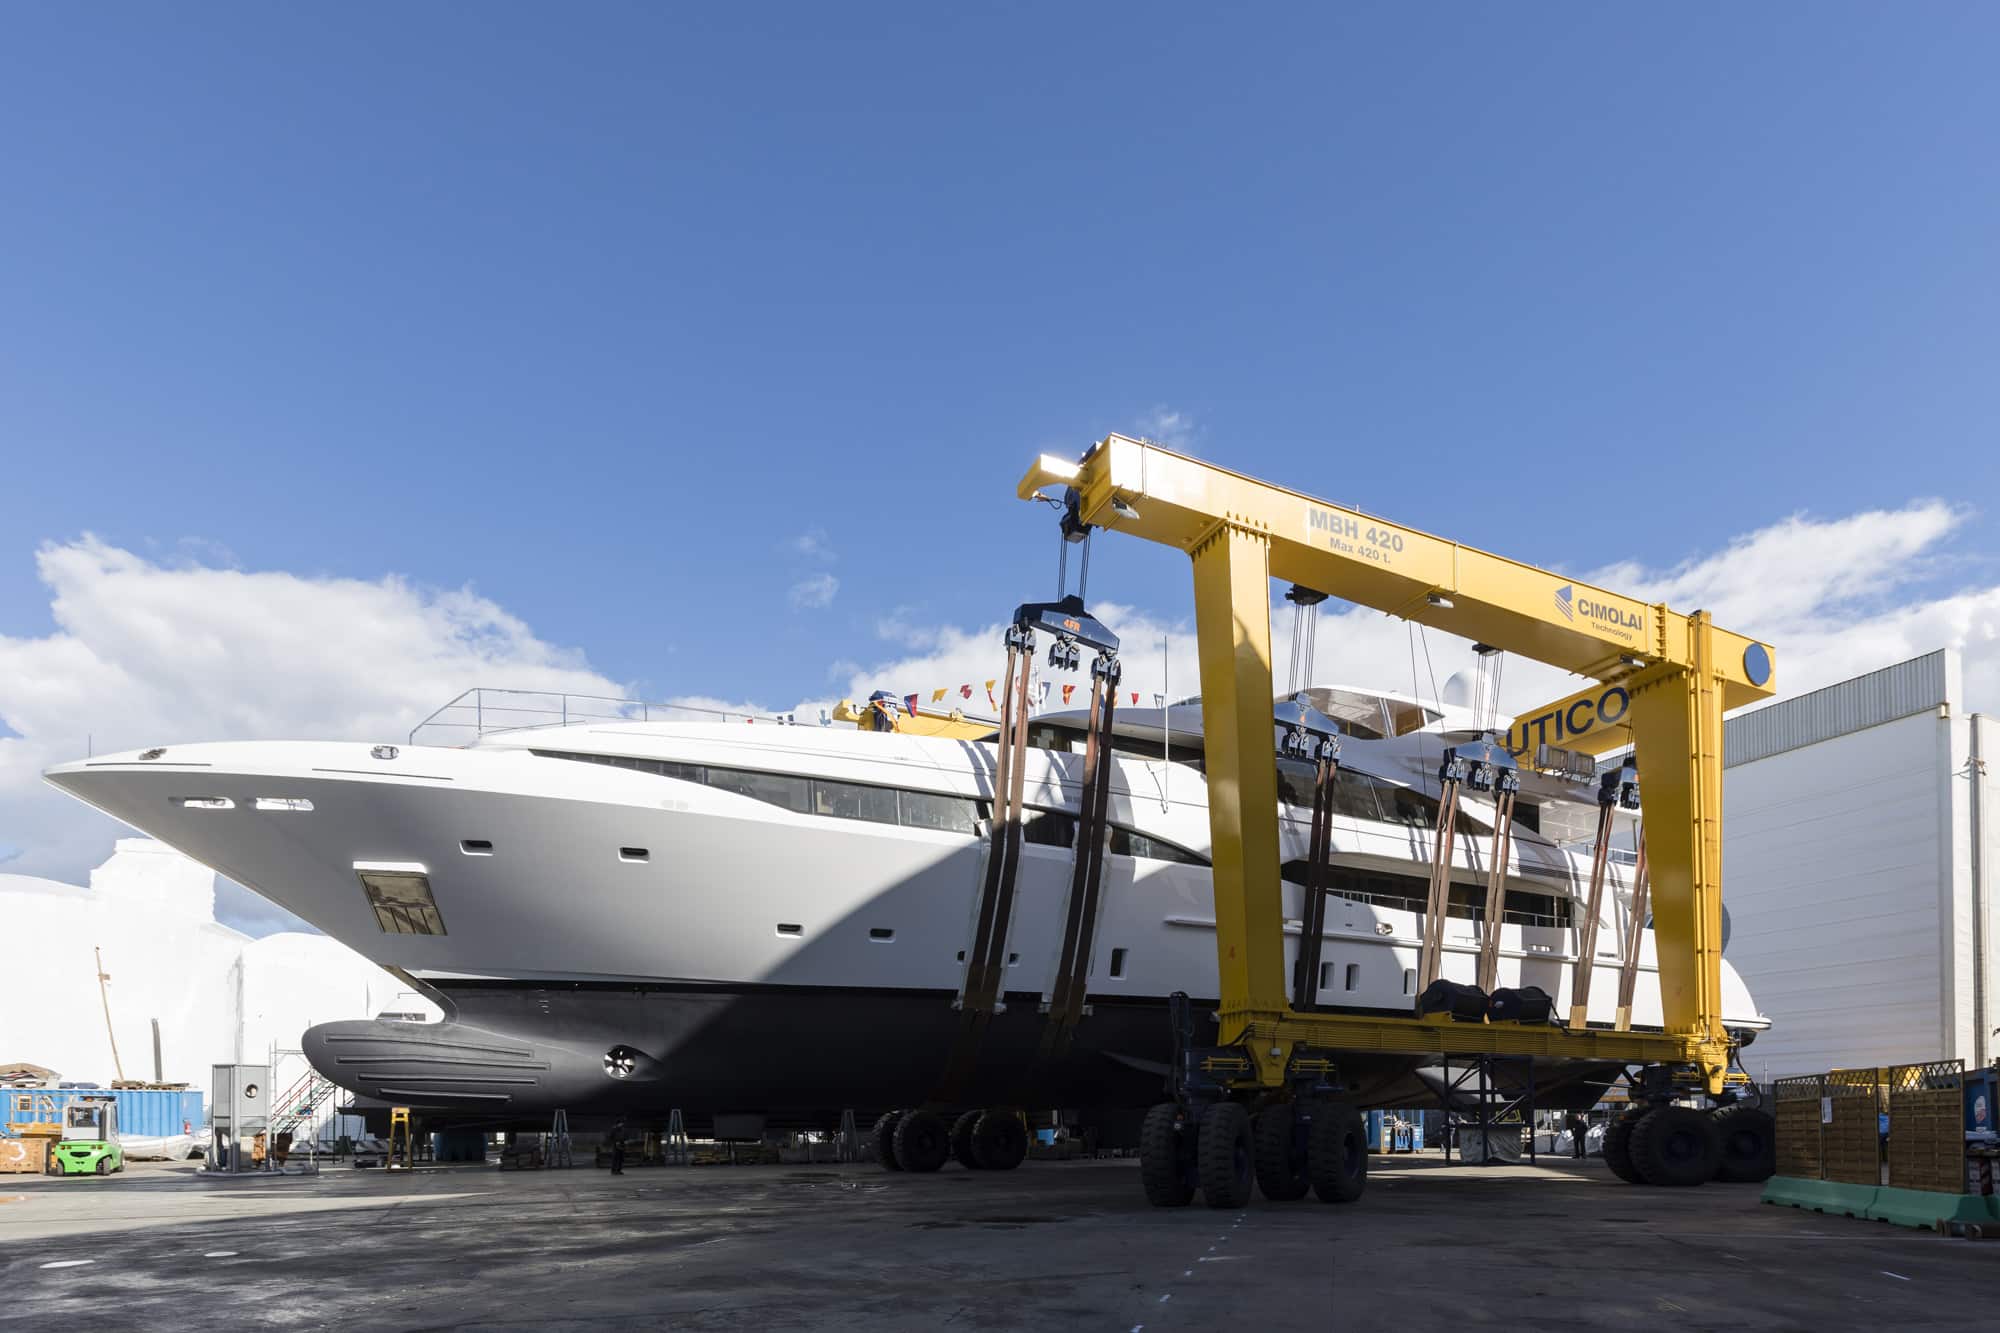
[1724,709,1951,1079]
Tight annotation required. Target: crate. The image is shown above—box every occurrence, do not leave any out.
[0,1136,51,1174]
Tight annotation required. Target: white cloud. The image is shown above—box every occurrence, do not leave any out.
[789,527,837,563]
[0,537,625,930]
[1135,406,1196,451]
[788,572,840,610]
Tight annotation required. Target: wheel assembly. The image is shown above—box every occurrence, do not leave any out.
[871,1110,906,1171]
[1711,1103,1776,1183]
[1253,1104,1309,1201]
[1306,1101,1366,1203]
[1628,1104,1722,1187]
[1601,1105,1648,1184]
[950,1110,984,1169]
[893,1109,951,1173]
[1139,1102,1196,1207]
[1197,1101,1255,1209]
[971,1109,1028,1172]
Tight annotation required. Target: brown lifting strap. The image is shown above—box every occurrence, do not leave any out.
[1290,742,1341,1013]
[1568,761,1639,1029]
[1613,831,1651,1033]
[1037,657,1120,1061]
[1474,783,1519,995]
[1416,774,1462,993]
[933,631,1034,1101]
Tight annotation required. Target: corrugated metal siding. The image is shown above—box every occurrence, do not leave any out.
[1726,650,1949,768]
[3,1088,204,1138]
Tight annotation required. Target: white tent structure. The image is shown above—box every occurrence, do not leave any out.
[0,839,435,1105]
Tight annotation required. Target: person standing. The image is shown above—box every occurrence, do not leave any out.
[608,1119,627,1175]
[1566,1111,1589,1159]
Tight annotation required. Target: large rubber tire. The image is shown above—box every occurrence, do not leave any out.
[1602,1106,1648,1184]
[1139,1103,1195,1207]
[951,1111,984,1169]
[1307,1101,1367,1203]
[871,1110,906,1171]
[1198,1102,1255,1209]
[1712,1104,1777,1183]
[972,1109,1028,1172]
[1629,1104,1721,1187]
[893,1109,951,1173]
[1253,1105,1309,1201]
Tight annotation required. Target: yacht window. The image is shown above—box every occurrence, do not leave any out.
[1403,967,1416,995]
[1331,770,1387,822]
[1022,810,1075,848]
[706,768,810,813]
[1107,826,1208,866]
[813,779,899,825]
[898,790,983,835]
[1274,863,1570,928]
[1108,947,1127,979]
[1344,963,1359,992]
[358,870,447,937]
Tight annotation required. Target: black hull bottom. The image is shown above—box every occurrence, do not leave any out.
[305,981,1620,1137]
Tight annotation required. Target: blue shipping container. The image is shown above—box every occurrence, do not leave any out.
[3,1088,205,1139]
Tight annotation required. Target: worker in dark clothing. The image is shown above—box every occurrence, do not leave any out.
[1566,1112,1589,1159]
[609,1119,627,1175]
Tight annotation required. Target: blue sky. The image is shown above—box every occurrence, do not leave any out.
[4,2,1998,715]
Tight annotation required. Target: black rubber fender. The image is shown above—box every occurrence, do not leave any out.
[1712,1103,1777,1183]
[871,1109,906,1171]
[1307,1101,1367,1203]
[1253,1104,1309,1201]
[950,1110,984,1169]
[1602,1105,1648,1184]
[972,1109,1028,1172]
[1198,1101,1255,1209]
[1139,1102,1195,1207]
[1629,1104,1721,1187]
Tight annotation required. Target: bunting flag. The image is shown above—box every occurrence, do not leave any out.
[932,688,948,704]
[904,693,920,716]
[1154,693,1166,709]
[1062,683,1076,705]
[1130,691,1139,705]
[985,679,997,709]
[1038,681,1051,707]
[960,684,973,699]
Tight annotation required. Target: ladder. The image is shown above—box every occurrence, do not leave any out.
[547,1109,574,1168]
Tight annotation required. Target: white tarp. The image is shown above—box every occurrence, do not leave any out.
[121,1133,199,1161]
[0,839,438,1089]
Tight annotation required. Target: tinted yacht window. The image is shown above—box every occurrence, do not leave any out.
[707,768,810,813]
[813,779,899,825]
[898,790,983,834]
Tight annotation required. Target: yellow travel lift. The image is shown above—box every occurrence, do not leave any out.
[1012,436,1778,1207]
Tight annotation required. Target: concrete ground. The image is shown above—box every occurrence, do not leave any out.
[0,1153,1992,1331]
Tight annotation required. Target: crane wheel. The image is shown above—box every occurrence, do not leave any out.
[1711,1104,1777,1183]
[870,1110,907,1171]
[1629,1104,1721,1187]
[1198,1102,1255,1209]
[893,1109,951,1173]
[1253,1105,1309,1201]
[1602,1106,1648,1184]
[1307,1101,1367,1203]
[951,1111,985,1169]
[972,1109,1028,1172]
[1139,1103,1195,1207]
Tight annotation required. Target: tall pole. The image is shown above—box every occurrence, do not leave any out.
[94,946,125,1084]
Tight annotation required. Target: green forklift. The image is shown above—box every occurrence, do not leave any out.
[48,1096,124,1176]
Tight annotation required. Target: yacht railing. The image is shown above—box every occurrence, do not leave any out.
[409,687,791,746]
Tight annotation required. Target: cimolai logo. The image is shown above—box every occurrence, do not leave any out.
[1554,584,1641,633]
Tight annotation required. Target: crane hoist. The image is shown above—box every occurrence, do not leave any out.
[1015,435,1777,1207]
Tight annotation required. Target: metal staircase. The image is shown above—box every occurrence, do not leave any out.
[269,1067,341,1142]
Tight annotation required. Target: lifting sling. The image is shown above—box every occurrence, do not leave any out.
[1282,703,1342,1013]
[1473,763,1522,995]
[935,594,1121,1098]
[1567,761,1640,1029]
[1415,764,1462,993]
[1037,646,1121,1061]
[1613,831,1651,1033]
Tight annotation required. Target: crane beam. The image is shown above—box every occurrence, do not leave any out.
[1018,435,1777,1092]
